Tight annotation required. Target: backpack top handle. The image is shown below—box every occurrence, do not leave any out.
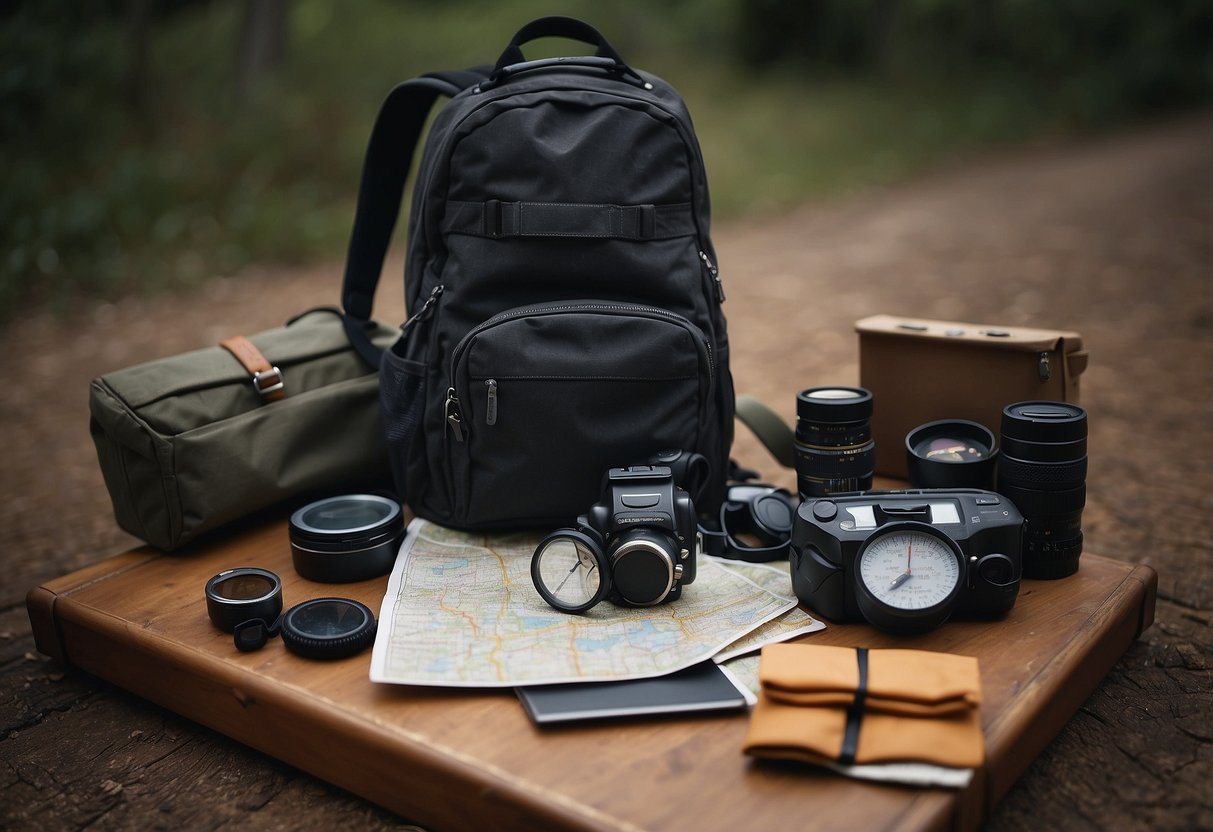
[485,16,645,89]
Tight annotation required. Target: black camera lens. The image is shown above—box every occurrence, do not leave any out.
[794,387,875,498]
[289,494,404,583]
[610,530,677,606]
[906,419,998,490]
[998,401,1088,579]
[205,567,283,632]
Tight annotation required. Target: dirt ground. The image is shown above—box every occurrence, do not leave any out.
[1,112,1210,830]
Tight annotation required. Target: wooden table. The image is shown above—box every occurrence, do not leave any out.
[26,519,1155,832]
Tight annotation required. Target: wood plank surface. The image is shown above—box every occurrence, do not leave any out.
[27,518,1155,832]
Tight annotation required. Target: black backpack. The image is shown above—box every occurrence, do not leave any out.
[340,17,734,530]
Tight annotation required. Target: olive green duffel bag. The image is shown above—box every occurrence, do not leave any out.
[89,308,396,551]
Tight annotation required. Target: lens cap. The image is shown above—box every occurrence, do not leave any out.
[289,494,404,583]
[611,532,675,606]
[1001,402,1087,442]
[1000,402,1088,463]
[279,598,377,660]
[796,386,873,423]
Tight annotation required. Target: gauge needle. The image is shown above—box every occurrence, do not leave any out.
[888,542,913,591]
[551,560,582,595]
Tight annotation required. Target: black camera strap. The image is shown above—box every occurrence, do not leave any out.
[698,484,797,563]
[735,395,797,469]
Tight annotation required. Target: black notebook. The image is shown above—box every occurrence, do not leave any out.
[516,661,750,725]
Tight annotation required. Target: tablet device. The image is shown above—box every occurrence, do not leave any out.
[516,661,750,725]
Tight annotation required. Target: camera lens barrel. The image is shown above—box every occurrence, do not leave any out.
[998,401,1088,579]
[794,387,875,498]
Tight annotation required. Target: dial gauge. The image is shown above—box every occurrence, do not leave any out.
[854,523,965,633]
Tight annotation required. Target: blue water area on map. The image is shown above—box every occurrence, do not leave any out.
[428,557,469,575]
[425,655,455,672]
[623,620,680,649]
[574,634,624,651]
[521,616,556,630]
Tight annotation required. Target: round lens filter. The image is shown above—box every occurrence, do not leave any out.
[531,530,609,614]
[279,598,377,660]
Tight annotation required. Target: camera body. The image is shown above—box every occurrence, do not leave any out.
[531,465,698,613]
[582,465,698,604]
[790,489,1023,631]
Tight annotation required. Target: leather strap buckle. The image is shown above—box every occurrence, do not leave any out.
[252,366,285,399]
[220,335,286,403]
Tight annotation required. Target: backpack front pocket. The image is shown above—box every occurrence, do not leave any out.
[447,302,713,527]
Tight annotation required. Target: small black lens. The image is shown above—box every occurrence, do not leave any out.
[794,387,874,498]
[906,419,998,490]
[610,531,676,606]
[998,402,1088,579]
[204,567,283,633]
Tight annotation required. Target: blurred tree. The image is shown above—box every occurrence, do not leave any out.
[236,0,290,103]
[734,0,1213,120]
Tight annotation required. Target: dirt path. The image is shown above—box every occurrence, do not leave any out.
[2,112,1211,830]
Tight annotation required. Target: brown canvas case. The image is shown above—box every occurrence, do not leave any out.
[856,315,1088,478]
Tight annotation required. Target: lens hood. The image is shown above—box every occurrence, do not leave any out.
[906,419,998,490]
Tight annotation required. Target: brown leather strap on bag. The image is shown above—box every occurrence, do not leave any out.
[220,336,285,402]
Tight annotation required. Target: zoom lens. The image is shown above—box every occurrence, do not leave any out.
[794,387,875,498]
[998,401,1088,579]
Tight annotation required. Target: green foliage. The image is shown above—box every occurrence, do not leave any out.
[1,0,1208,320]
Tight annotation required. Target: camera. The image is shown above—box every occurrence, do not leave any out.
[531,465,698,613]
[790,489,1023,633]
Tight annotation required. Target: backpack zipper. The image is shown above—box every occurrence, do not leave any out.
[445,302,714,441]
[448,302,714,385]
[445,387,465,442]
[699,250,724,302]
[484,379,499,426]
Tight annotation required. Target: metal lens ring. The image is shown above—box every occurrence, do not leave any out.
[205,567,283,633]
[610,530,677,607]
[279,598,377,660]
[532,530,609,614]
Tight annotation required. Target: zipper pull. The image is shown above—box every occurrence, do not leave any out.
[699,250,725,302]
[485,379,498,426]
[445,387,465,442]
[399,284,445,337]
[1038,351,1051,382]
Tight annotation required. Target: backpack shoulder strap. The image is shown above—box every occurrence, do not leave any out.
[341,69,487,368]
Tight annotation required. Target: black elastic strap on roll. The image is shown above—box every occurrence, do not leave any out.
[839,647,869,765]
